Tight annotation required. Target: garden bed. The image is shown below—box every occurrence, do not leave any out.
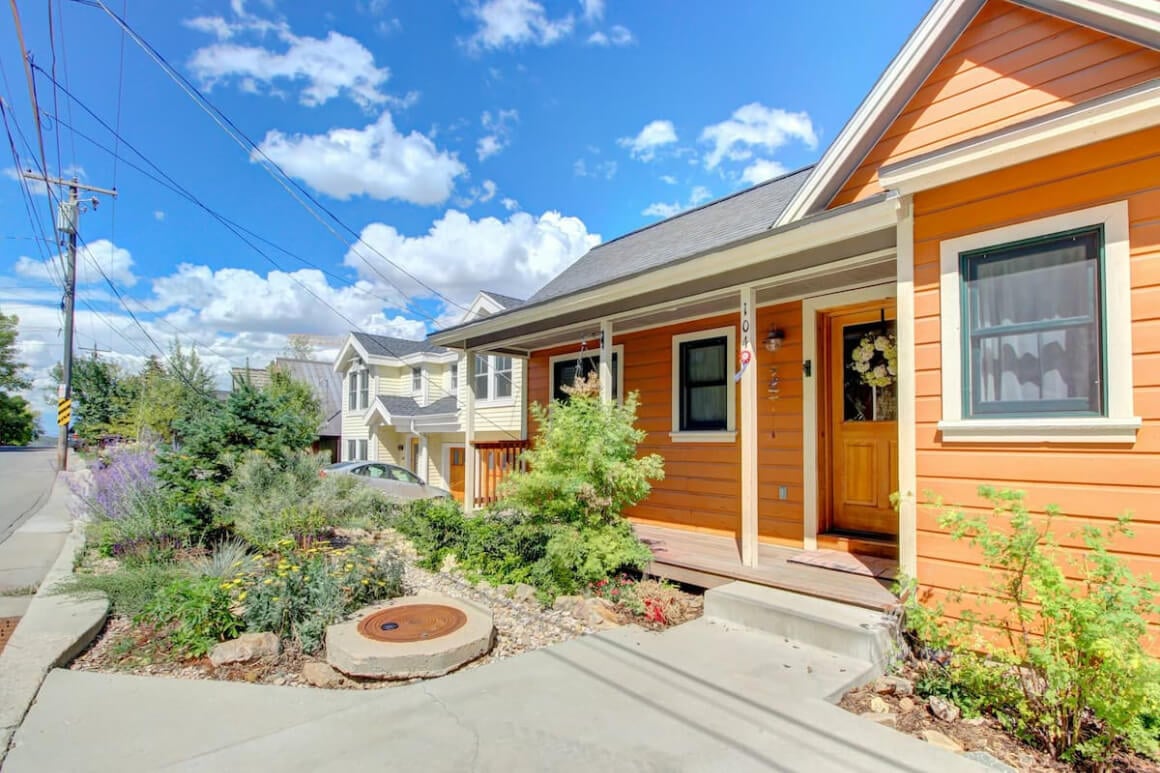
[839,669,1160,773]
[68,528,703,689]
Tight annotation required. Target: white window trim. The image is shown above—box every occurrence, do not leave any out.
[473,354,516,407]
[411,366,423,397]
[670,325,737,443]
[937,201,1139,444]
[548,345,625,404]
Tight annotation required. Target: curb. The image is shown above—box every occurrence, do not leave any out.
[0,468,108,766]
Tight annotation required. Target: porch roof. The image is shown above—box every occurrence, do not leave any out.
[429,192,897,353]
[366,395,459,425]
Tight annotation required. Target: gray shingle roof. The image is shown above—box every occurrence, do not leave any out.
[528,167,812,304]
[481,291,524,309]
[374,395,458,417]
[353,332,448,359]
[271,358,344,437]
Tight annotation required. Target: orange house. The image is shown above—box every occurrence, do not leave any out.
[431,0,1160,628]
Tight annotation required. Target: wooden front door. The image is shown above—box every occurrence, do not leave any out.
[824,302,898,538]
[448,447,466,504]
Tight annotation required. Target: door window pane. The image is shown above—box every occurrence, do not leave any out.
[680,337,727,431]
[963,228,1102,416]
[843,321,897,422]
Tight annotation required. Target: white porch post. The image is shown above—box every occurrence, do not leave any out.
[418,433,429,482]
[599,319,613,404]
[895,195,918,577]
[464,351,477,515]
[739,287,759,568]
[517,355,529,441]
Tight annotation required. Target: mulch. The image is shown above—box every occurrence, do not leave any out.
[0,617,19,655]
[839,676,1160,772]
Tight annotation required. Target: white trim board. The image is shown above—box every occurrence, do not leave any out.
[801,283,897,551]
[937,200,1139,444]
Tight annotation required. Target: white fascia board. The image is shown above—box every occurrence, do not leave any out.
[776,0,982,225]
[332,334,370,374]
[1017,0,1160,48]
[879,81,1160,194]
[429,196,898,348]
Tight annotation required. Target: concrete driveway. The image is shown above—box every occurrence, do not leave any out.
[6,620,986,772]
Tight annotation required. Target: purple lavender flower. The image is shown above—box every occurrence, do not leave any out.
[72,445,160,521]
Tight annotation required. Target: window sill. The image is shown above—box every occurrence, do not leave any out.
[473,398,515,408]
[668,431,737,444]
[937,417,1141,444]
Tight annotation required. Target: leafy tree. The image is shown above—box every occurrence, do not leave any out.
[0,392,37,445]
[0,310,30,391]
[134,342,215,444]
[280,334,316,360]
[55,358,135,441]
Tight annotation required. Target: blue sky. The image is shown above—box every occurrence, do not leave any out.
[0,0,930,404]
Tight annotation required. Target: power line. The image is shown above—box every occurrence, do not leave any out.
[80,0,470,316]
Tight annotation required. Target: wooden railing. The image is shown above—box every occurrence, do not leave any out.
[473,439,531,507]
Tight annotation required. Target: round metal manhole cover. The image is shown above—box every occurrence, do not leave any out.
[357,604,468,643]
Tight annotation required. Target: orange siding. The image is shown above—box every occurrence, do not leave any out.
[830,0,1160,207]
[528,307,806,543]
[912,125,1160,643]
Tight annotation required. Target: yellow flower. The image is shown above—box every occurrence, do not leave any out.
[361,579,369,585]
[272,596,280,602]
[263,578,273,585]
[220,583,231,589]
[303,576,310,581]
[344,564,354,571]
[290,565,300,572]
[238,591,248,601]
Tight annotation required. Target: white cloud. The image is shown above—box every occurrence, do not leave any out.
[618,119,678,162]
[187,7,398,109]
[476,109,519,161]
[642,186,715,220]
[465,0,574,51]
[700,103,817,170]
[587,24,633,46]
[479,180,498,203]
[153,210,166,221]
[345,209,600,306]
[455,179,499,208]
[256,112,466,205]
[660,174,677,185]
[501,197,519,211]
[580,0,604,22]
[573,158,617,180]
[741,158,788,185]
[14,239,138,288]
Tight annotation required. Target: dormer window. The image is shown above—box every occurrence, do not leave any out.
[411,366,423,393]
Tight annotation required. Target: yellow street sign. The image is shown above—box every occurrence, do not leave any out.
[57,398,71,427]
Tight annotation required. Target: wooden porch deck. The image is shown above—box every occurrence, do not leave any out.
[633,523,899,612]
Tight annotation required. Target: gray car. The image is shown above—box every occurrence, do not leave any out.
[321,461,451,501]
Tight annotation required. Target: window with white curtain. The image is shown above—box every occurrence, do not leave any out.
[962,227,1102,417]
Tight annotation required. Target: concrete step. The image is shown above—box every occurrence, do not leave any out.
[704,581,898,669]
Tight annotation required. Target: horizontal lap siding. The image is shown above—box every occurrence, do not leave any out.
[830,0,1160,208]
[756,302,806,546]
[528,314,746,538]
[912,126,1160,646]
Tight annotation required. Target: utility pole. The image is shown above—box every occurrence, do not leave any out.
[21,173,117,471]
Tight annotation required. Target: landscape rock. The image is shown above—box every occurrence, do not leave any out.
[209,632,281,667]
[961,751,1016,772]
[583,597,621,627]
[859,711,896,726]
[496,584,514,598]
[552,595,584,613]
[512,583,537,604]
[921,729,963,753]
[897,697,916,713]
[962,716,987,727]
[928,695,961,723]
[873,675,913,696]
[869,696,890,714]
[302,661,346,688]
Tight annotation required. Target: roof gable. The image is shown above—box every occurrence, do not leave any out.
[777,0,1160,222]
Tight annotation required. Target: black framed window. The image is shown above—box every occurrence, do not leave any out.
[679,336,728,431]
[552,353,618,402]
[962,226,1104,418]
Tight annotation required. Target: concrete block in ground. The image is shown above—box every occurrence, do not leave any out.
[327,592,495,679]
[0,533,67,591]
[0,596,32,618]
[705,581,897,670]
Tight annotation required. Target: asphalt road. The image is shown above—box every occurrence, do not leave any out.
[0,447,57,545]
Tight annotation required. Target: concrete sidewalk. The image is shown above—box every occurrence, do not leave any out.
[6,620,985,772]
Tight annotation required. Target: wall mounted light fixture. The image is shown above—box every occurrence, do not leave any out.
[764,326,785,352]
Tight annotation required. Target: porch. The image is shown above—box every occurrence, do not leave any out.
[634,523,898,612]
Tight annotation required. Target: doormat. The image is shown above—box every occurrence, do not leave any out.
[787,550,897,579]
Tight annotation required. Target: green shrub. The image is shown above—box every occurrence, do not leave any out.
[906,486,1160,764]
[531,521,652,596]
[138,576,242,658]
[239,543,404,654]
[61,563,190,619]
[390,497,471,571]
[500,375,664,528]
[219,450,394,550]
[194,537,261,579]
[86,502,192,566]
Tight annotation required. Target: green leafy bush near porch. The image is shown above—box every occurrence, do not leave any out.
[500,374,665,528]
[901,486,1160,766]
